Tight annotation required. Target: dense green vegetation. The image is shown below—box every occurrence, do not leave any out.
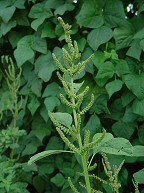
[0,0,144,192]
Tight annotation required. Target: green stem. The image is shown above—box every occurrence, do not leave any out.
[81,153,91,193]
[70,76,91,193]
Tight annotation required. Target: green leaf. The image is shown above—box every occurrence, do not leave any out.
[106,79,123,98]
[34,52,56,82]
[28,150,74,165]
[133,27,144,39]
[95,61,115,86]
[83,114,101,136]
[123,74,144,100]
[31,16,45,31]
[46,136,64,150]
[121,89,135,107]
[114,23,134,50]
[54,3,75,15]
[103,0,126,27]
[115,60,130,77]
[132,146,144,157]
[41,22,56,38]
[31,77,42,97]
[28,95,40,116]
[42,82,60,98]
[132,98,144,116]
[92,51,106,69]
[133,168,144,184]
[50,173,65,187]
[50,112,72,127]
[0,6,16,23]
[13,0,25,9]
[44,96,60,111]
[126,39,142,61]
[29,2,53,19]
[32,116,51,142]
[77,38,86,52]
[87,26,113,50]
[93,133,114,154]
[17,35,47,54]
[123,105,138,122]
[138,124,144,145]
[112,121,135,139]
[22,140,41,156]
[1,20,16,35]
[14,46,34,67]
[33,176,45,193]
[101,138,133,156]
[76,0,104,28]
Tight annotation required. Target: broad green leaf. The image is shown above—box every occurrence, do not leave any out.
[1,20,16,35]
[106,79,123,98]
[54,3,75,15]
[132,98,144,116]
[92,51,106,69]
[50,112,72,127]
[50,173,65,187]
[83,114,101,136]
[133,27,144,40]
[114,23,134,50]
[46,136,64,150]
[31,36,47,54]
[31,77,42,97]
[95,61,115,86]
[82,47,94,74]
[140,39,144,51]
[87,26,113,50]
[42,82,60,98]
[133,168,144,184]
[126,39,142,61]
[123,74,144,100]
[13,0,25,9]
[31,16,45,31]
[22,139,41,156]
[32,116,51,142]
[76,0,104,28]
[45,0,64,9]
[41,22,56,38]
[107,99,124,121]
[33,176,45,193]
[93,133,114,154]
[28,95,40,116]
[28,150,73,165]
[29,2,53,19]
[90,94,110,114]
[34,53,56,82]
[138,124,144,145]
[112,121,135,139]
[103,0,126,27]
[115,59,130,77]
[77,38,86,52]
[101,138,133,156]
[14,46,34,67]
[44,97,60,111]
[132,146,144,157]
[121,89,135,107]
[0,6,16,23]
[123,105,138,122]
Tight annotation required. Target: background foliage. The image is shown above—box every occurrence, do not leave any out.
[0,0,144,192]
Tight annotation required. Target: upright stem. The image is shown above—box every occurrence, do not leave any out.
[70,76,91,193]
